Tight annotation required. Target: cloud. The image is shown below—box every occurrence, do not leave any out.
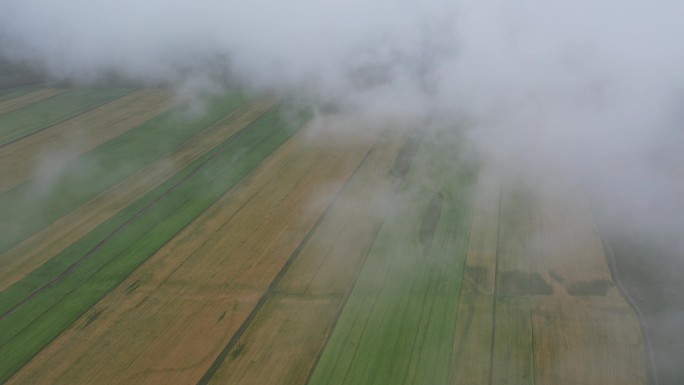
[2,0,684,379]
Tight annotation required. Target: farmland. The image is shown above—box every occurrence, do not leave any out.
[0,85,653,384]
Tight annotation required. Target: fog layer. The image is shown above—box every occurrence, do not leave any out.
[2,1,684,380]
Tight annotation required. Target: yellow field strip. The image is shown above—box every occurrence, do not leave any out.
[209,295,340,385]
[0,99,276,291]
[278,127,410,296]
[7,118,378,385]
[0,88,66,115]
[532,296,645,385]
[0,90,178,194]
[492,296,534,385]
[205,127,412,385]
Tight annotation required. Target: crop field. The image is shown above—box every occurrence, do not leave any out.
[0,86,649,384]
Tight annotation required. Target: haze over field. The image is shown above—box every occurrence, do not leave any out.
[1,0,684,381]
[2,0,683,221]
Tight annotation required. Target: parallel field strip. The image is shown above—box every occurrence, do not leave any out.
[0,89,179,194]
[491,177,535,385]
[0,103,304,383]
[0,98,276,292]
[0,85,44,103]
[307,127,478,385]
[0,87,651,385]
[201,126,413,385]
[0,88,132,147]
[6,115,377,385]
[527,178,646,385]
[0,88,67,116]
[0,93,247,254]
[451,166,647,385]
[0,101,288,317]
[449,162,500,385]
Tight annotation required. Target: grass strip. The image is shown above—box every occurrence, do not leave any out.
[0,92,246,254]
[0,104,308,383]
[0,88,132,146]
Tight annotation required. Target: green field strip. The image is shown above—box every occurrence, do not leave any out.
[0,105,307,383]
[307,128,477,385]
[0,93,247,254]
[0,88,132,147]
[0,85,43,103]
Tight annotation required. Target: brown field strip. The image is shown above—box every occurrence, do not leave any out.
[0,88,66,115]
[0,99,275,291]
[532,296,646,385]
[0,90,178,194]
[450,293,496,385]
[528,177,646,385]
[492,296,535,385]
[6,118,379,385]
[204,127,412,385]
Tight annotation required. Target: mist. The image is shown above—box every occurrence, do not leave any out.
[2,0,684,382]
[3,0,683,179]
